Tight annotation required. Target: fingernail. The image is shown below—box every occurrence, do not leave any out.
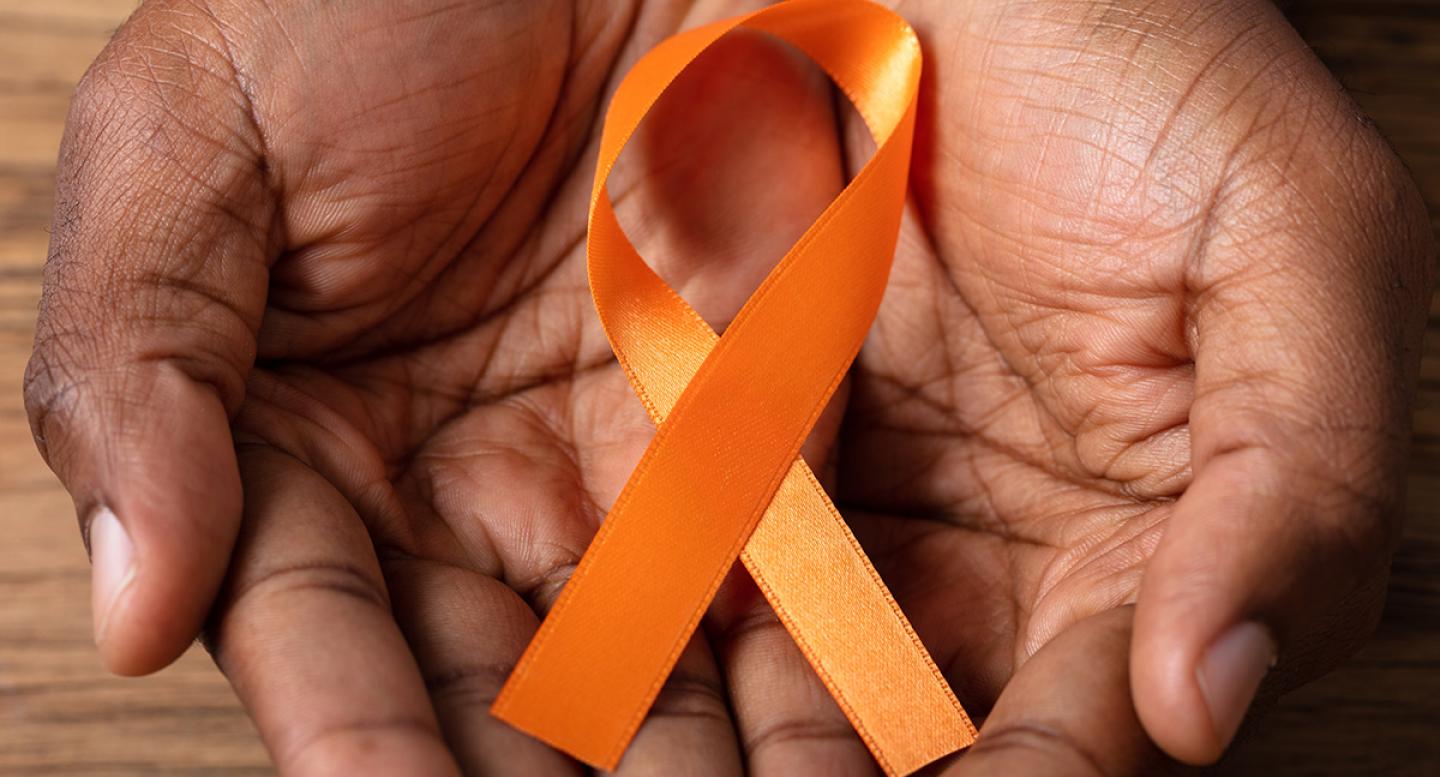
[1197,621,1276,749]
[89,507,136,648]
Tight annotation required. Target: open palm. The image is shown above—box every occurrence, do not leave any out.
[26,1,1431,775]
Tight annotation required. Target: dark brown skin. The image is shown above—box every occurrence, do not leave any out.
[25,1,1434,775]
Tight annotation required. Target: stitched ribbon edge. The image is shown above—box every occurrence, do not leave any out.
[492,2,975,773]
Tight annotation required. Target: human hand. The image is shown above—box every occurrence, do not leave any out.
[24,0,1432,776]
[27,1,890,773]
[841,0,1434,772]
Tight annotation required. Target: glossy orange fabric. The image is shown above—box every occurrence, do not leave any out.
[491,1,975,774]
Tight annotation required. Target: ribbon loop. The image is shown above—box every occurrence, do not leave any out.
[492,2,975,774]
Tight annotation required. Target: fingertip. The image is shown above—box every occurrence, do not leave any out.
[1131,593,1277,765]
[1131,593,1224,765]
[91,526,219,676]
[89,506,134,645]
[1196,621,1275,752]
[94,519,241,677]
[1127,554,1208,760]
[87,506,151,676]
[95,564,218,676]
[95,593,174,677]
[1130,451,1283,764]
[86,373,245,676]
[950,608,1162,777]
[1133,632,1277,767]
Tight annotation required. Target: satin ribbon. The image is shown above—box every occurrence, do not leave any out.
[491,2,975,773]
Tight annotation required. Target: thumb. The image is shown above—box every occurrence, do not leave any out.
[1130,64,1433,764]
[24,5,275,675]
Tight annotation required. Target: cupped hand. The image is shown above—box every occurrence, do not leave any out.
[25,1,1433,776]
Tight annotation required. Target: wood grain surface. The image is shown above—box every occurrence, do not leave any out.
[0,1,1436,775]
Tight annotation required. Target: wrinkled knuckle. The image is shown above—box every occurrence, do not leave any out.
[967,722,1109,776]
[277,715,444,775]
[1171,15,1409,246]
[257,562,387,610]
[60,0,262,193]
[424,662,514,710]
[1222,76,1429,289]
[215,562,391,638]
[523,560,580,615]
[648,669,728,722]
[66,62,126,145]
[1297,105,1432,278]
[721,608,789,643]
[743,714,858,757]
[21,320,144,469]
[21,341,88,463]
[1357,142,1435,288]
[205,562,391,672]
[69,17,194,143]
[84,0,232,100]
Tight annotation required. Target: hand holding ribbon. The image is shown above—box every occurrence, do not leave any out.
[491,2,975,774]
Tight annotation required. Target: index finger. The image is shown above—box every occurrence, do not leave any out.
[945,607,1165,777]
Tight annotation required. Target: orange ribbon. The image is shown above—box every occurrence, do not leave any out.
[491,1,975,773]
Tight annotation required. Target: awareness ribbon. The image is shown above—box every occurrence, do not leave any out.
[491,1,976,774]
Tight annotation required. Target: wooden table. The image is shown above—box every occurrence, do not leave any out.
[1,1,1436,774]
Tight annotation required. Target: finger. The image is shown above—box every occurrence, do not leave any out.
[711,576,877,777]
[519,580,743,776]
[390,400,742,776]
[382,555,583,776]
[209,447,460,777]
[613,634,743,777]
[22,3,274,674]
[1131,30,1434,763]
[491,558,742,776]
[943,607,1162,777]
